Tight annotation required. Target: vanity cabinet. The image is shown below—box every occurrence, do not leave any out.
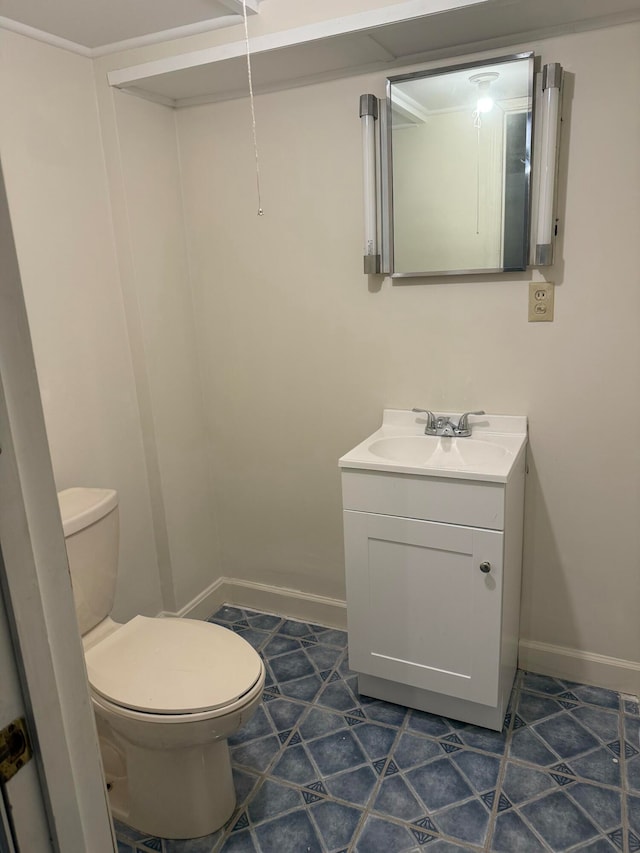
[339,411,527,731]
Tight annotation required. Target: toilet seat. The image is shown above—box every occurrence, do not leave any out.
[85,615,262,715]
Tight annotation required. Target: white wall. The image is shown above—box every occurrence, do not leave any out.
[176,23,640,673]
[105,89,221,611]
[0,30,163,620]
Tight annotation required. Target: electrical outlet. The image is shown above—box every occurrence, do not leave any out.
[528,282,554,322]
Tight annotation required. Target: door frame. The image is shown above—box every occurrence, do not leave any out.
[0,159,115,851]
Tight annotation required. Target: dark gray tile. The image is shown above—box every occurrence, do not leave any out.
[353,723,397,760]
[165,831,225,852]
[457,724,508,755]
[309,799,362,850]
[254,809,323,853]
[247,613,282,631]
[572,705,620,743]
[304,643,342,671]
[568,783,621,833]
[113,820,152,844]
[393,731,441,770]
[233,768,260,808]
[264,698,306,733]
[625,700,640,716]
[218,829,258,852]
[299,707,347,740]
[270,650,317,684]
[246,779,302,824]
[306,729,368,776]
[491,810,546,852]
[521,790,601,850]
[533,713,599,759]
[362,699,407,728]
[570,747,622,787]
[517,691,565,723]
[451,749,501,793]
[501,761,556,804]
[278,619,313,638]
[354,814,418,853]
[212,605,246,623]
[234,627,270,651]
[229,706,274,746]
[629,794,640,837]
[407,709,453,738]
[324,765,378,807]
[522,672,567,695]
[406,757,474,811]
[315,628,348,648]
[117,843,134,853]
[231,735,282,774]
[263,636,301,658]
[572,685,620,710]
[317,680,360,712]
[278,673,322,702]
[577,839,618,852]
[509,727,558,766]
[436,798,491,847]
[373,774,424,822]
[271,743,317,785]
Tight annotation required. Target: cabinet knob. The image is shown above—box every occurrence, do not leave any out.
[479,561,491,574]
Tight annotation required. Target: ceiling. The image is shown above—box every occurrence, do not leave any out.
[107,0,640,107]
[0,0,253,51]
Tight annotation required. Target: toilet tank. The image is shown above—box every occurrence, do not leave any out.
[58,487,119,636]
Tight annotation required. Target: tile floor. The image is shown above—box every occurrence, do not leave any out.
[115,606,640,853]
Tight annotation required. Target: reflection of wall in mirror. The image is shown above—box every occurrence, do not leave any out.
[393,108,504,273]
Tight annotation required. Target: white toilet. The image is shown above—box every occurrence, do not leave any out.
[58,487,265,840]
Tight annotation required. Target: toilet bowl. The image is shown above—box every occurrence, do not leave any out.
[58,487,265,839]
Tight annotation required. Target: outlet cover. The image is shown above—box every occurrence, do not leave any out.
[528,282,554,322]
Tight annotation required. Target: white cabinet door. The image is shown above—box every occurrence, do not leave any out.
[344,511,504,706]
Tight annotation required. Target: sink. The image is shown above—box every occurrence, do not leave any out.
[368,435,509,468]
[339,409,528,483]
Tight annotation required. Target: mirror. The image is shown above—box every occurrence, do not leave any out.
[386,53,534,276]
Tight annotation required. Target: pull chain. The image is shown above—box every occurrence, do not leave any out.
[242,0,264,216]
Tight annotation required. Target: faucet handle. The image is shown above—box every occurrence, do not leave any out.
[457,410,485,432]
[412,408,436,430]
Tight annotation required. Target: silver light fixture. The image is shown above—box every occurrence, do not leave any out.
[534,62,563,265]
[359,94,380,274]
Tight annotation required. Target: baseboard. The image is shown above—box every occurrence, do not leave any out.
[160,577,348,629]
[162,585,638,697]
[519,638,640,696]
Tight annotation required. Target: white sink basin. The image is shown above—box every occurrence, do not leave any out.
[339,409,528,483]
[368,435,509,468]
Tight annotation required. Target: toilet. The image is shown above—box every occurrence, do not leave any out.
[58,487,265,840]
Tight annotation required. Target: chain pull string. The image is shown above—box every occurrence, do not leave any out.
[242,0,264,216]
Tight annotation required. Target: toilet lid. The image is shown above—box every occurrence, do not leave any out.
[85,616,263,714]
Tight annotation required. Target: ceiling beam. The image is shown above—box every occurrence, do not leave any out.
[216,0,259,15]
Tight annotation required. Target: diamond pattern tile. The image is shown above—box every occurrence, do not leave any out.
[113,610,639,852]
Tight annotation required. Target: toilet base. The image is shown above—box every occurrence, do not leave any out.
[106,737,236,839]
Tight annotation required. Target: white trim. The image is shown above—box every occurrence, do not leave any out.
[0,165,114,849]
[90,16,244,59]
[519,638,640,696]
[0,13,249,60]
[162,577,348,629]
[217,0,259,15]
[0,17,92,57]
[108,0,489,88]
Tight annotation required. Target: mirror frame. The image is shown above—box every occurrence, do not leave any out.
[381,51,535,278]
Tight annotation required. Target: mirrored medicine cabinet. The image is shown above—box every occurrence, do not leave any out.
[359,52,563,277]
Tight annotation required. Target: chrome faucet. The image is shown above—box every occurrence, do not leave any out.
[413,408,485,438]
[411,408,436,432]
